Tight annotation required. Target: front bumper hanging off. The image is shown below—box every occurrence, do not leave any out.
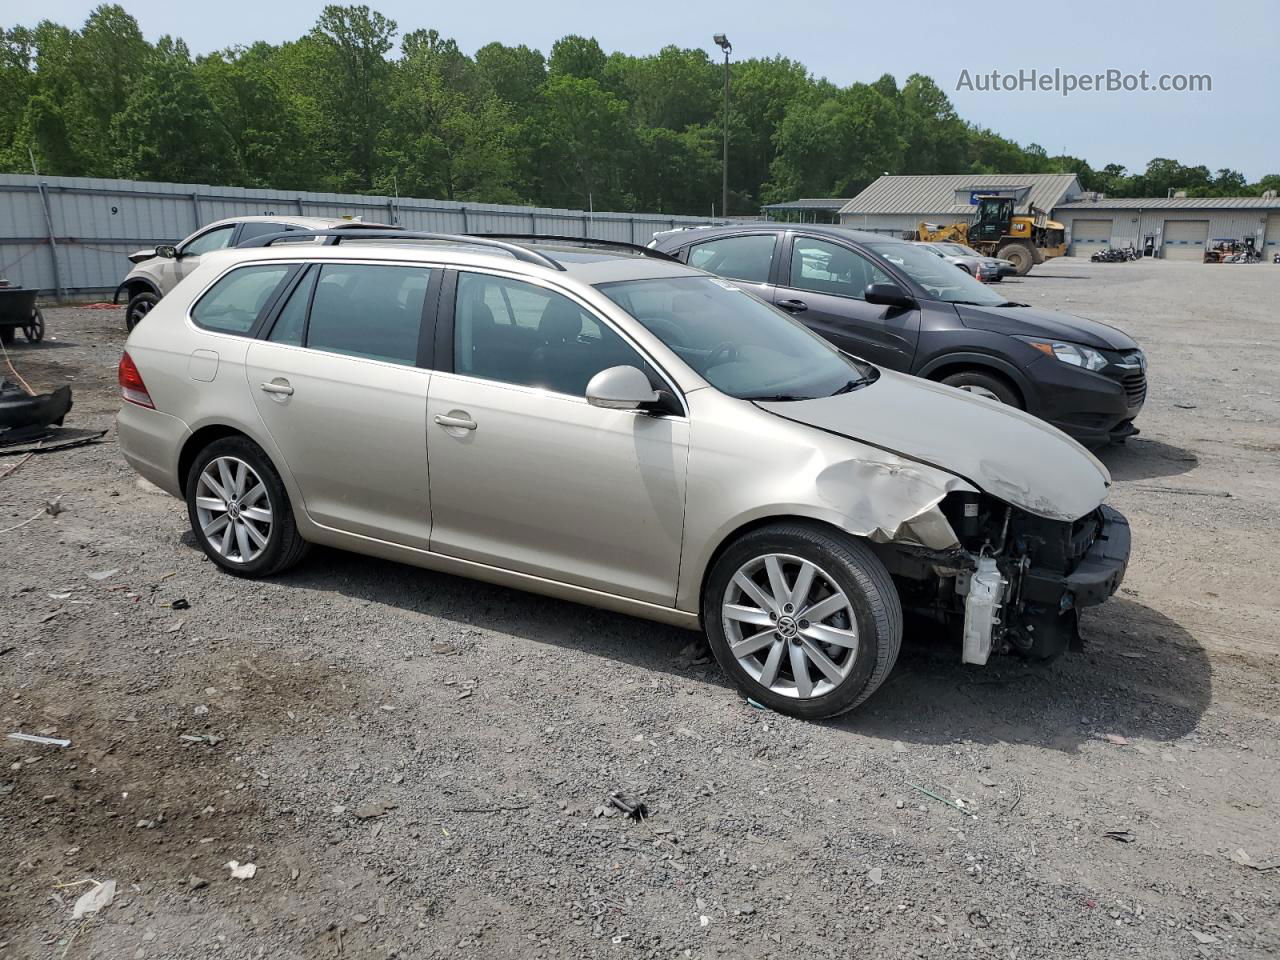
[1021,505,1130,611]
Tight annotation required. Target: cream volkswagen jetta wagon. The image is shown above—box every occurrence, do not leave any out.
[117,230,1130,719]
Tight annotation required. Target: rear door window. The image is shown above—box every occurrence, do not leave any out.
[237,221,298,244]
[686,235,777,283]
[302,264,432,366]
[191,264,293,335]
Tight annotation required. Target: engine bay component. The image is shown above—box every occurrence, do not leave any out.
[960,555,1006,665]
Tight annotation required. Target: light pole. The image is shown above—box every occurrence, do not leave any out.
[714,33,732,219]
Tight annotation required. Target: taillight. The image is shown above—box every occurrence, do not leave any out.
[118,351,154,408]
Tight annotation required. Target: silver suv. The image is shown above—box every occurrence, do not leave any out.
[114,216,391,330]
[116,231,1130,719]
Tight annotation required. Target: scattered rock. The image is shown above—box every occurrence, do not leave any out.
[353,799,397,820]
[188,875,209,890]
[868,867,884,886]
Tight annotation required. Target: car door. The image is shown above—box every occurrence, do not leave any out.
[773,233,921,370]
[425,269,688,606]
[244,260,439,548]
[167,223,238,290]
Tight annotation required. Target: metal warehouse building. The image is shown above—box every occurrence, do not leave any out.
[838,173,1280,261]
[837,173,1084,236]
[1052,196,1280,260]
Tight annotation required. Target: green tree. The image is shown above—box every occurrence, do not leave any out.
[530,74,631,208]
[307,4,397,189]
[194,46,320,189]
[380,30,520,202]
[548,35,606,81]
[898,74,967,174]
[475,41,546,106]
[112,38,239,184]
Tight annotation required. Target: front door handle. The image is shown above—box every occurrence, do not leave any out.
[260,381,294,396]
[434,414,477,431]
[777,298,808,313]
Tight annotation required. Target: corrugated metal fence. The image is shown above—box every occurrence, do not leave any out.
[0,174,726,298]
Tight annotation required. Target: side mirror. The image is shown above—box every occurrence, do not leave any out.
[155,244,178,260]
[585,365,660,411]
[864,282,914,308]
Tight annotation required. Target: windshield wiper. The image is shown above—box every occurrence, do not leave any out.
[742,393,814,402]
[830,377,873,395]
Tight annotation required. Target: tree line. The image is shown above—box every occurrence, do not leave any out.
[2,4,1276,215]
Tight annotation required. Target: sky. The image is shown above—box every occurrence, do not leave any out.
[7,0,1278,181]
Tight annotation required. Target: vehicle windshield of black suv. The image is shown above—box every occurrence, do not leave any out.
[599,275,875,401]
[868,242,1007,307]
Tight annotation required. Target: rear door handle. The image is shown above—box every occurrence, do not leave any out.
[259,381,293,396]
[434,414,477,431]
[777,299,808,313]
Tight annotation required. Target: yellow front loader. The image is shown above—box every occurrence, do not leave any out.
[916,196,1066,276]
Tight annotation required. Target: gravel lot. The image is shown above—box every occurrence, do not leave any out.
[2,257,1278,959]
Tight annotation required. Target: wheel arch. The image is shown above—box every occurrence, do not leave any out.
[114,277,161,305]
[915,352,1033,409]
[691,513,876,615]
[178,424,266,493]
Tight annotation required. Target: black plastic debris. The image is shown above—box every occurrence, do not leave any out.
[0,379,72,443]
[608,792,649,822]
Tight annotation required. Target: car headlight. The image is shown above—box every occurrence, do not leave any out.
[1017,337,1109,371]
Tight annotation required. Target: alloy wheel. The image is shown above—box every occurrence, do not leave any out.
[721,553,859,699]
[128,299,153,328]
[957,384,1002,403]
[195,456,273,564]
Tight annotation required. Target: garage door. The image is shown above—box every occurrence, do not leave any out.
[1069,219,1112,256]
[1266,214,1280,260]
[1162,220,1209,261]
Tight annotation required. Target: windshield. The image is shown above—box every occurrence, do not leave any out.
[938,243,981,257]
[598,276,876,401]
[868,242,1007,306]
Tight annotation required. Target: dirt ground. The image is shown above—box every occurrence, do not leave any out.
[2,257,1278,960]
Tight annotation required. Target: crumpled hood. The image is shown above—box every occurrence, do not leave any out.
[758,369,1111,522]
[956,304,1137,350]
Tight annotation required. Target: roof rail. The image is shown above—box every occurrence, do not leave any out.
[237,228,566,271]
[473,234,683,263]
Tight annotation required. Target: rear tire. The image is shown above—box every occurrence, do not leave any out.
[940,369,1022,408]
[702,522,902,720]
[996,243,1033,276]
[125,291,159,332]
[185,436,308,578]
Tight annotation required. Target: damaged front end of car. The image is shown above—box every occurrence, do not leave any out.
[873,492,1130,664]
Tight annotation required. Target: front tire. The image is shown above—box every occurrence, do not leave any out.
[996,243,1033,276]
[185,436,308,578]
[940,369,1022,408]
[703,523,902,720]
[125,291,159,332]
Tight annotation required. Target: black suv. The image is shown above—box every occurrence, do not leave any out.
[650,224,1145,445]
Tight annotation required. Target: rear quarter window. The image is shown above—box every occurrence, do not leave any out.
[191,264,293,335]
